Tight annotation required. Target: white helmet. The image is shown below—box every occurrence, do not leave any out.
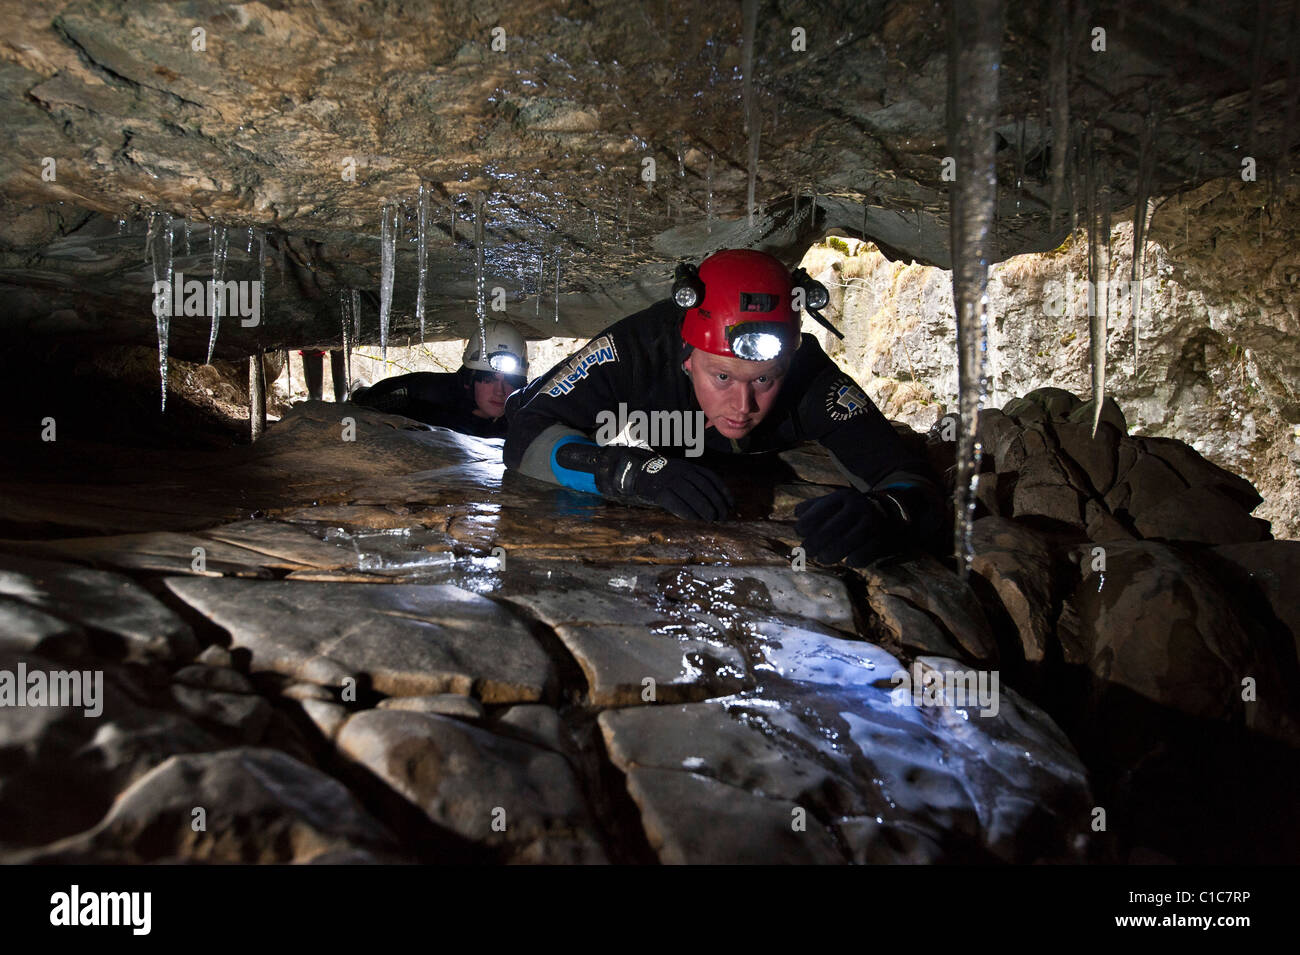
[462,321,528,376]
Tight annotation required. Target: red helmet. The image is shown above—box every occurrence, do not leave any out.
[678,249,801,361]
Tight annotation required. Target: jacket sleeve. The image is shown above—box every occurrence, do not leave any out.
[793,339,944,533]
[504,331,629,491]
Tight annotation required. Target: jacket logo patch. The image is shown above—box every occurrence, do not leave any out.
[827,380,869,421]
[544,335,619,397]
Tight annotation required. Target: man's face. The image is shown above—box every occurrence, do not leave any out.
[471,371,523,418]
[683,349,789,439]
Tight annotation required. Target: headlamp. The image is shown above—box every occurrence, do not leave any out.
[672,263,705,309]
[489,353,521,374]
[726,322,791,361]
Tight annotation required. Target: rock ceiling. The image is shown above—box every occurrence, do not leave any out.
[0,0,1294,358]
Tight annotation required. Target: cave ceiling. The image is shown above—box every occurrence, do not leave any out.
[0,0,1294,358]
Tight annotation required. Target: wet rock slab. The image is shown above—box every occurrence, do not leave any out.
[497,561,858,706]
[0,553,195,662]
[599,626,1092,863]
[165,578,555,702]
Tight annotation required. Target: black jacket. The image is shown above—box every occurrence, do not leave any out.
[505,300,940,507]
[353,371,508,439]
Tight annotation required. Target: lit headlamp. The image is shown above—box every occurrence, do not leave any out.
[726,322,793,361]
[489,353,521,374]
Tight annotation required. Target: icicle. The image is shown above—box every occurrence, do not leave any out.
[245,226,254,254]
[1130,113,1157,373]
[149,212,174,412]
[1083,126,1107,438]
[256,227,266,330]
[946,0,1003,579]
[450,200,457,243]
[183,220,192,255]
[742,0,760,227]
[351,288,360,342]
[707,153,714,227]
[378,202,397,362]
[416,183,429,342]
[1014,115,1025,214]
[474,192,487,360]
[206,223,229,364]
[339,291,351,395]
[536,250,543,318]
[117,217,127,236]
[554,256,561,323]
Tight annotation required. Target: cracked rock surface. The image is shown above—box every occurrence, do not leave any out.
[1,399,1297,863]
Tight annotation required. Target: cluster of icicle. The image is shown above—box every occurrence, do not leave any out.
[138,214,281,412]
[369,186,500,369]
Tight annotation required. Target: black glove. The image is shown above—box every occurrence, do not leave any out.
[597,446,734,521]
[794,487,911,566]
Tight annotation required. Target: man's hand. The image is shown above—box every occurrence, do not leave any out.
[794,487,909,566]
[600,447,734,521]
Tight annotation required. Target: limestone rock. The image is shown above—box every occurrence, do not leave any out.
[1054,420,1122,495]
[17,748,400,864]
[1023,387,1083,418]
[172,663,255,694]
[298,699,350,741]
[281,682,337,702]
[1212,541,1300,663]
[1012,452,1086,528]
[554,623,748,706]
[621,767,845,865]
[1067,397,1128,434]
[0,553,195,662]
[969,517,1058,663]
[0,596,90,659]
[169,684,273,742]
[1134,485,1271,543]
[378,694,486,720]
[598,635,1092,864]
[195,645,234,668]
[494,704,572,755]
[1084,499,1138,542]
[165,578,555,702]
[0,650,219,851]
[862,556,998,662]
[337,709,606,863]
[1104,451,1188,519]
[1068,541,1294,741]
[1140,436,1264,512]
